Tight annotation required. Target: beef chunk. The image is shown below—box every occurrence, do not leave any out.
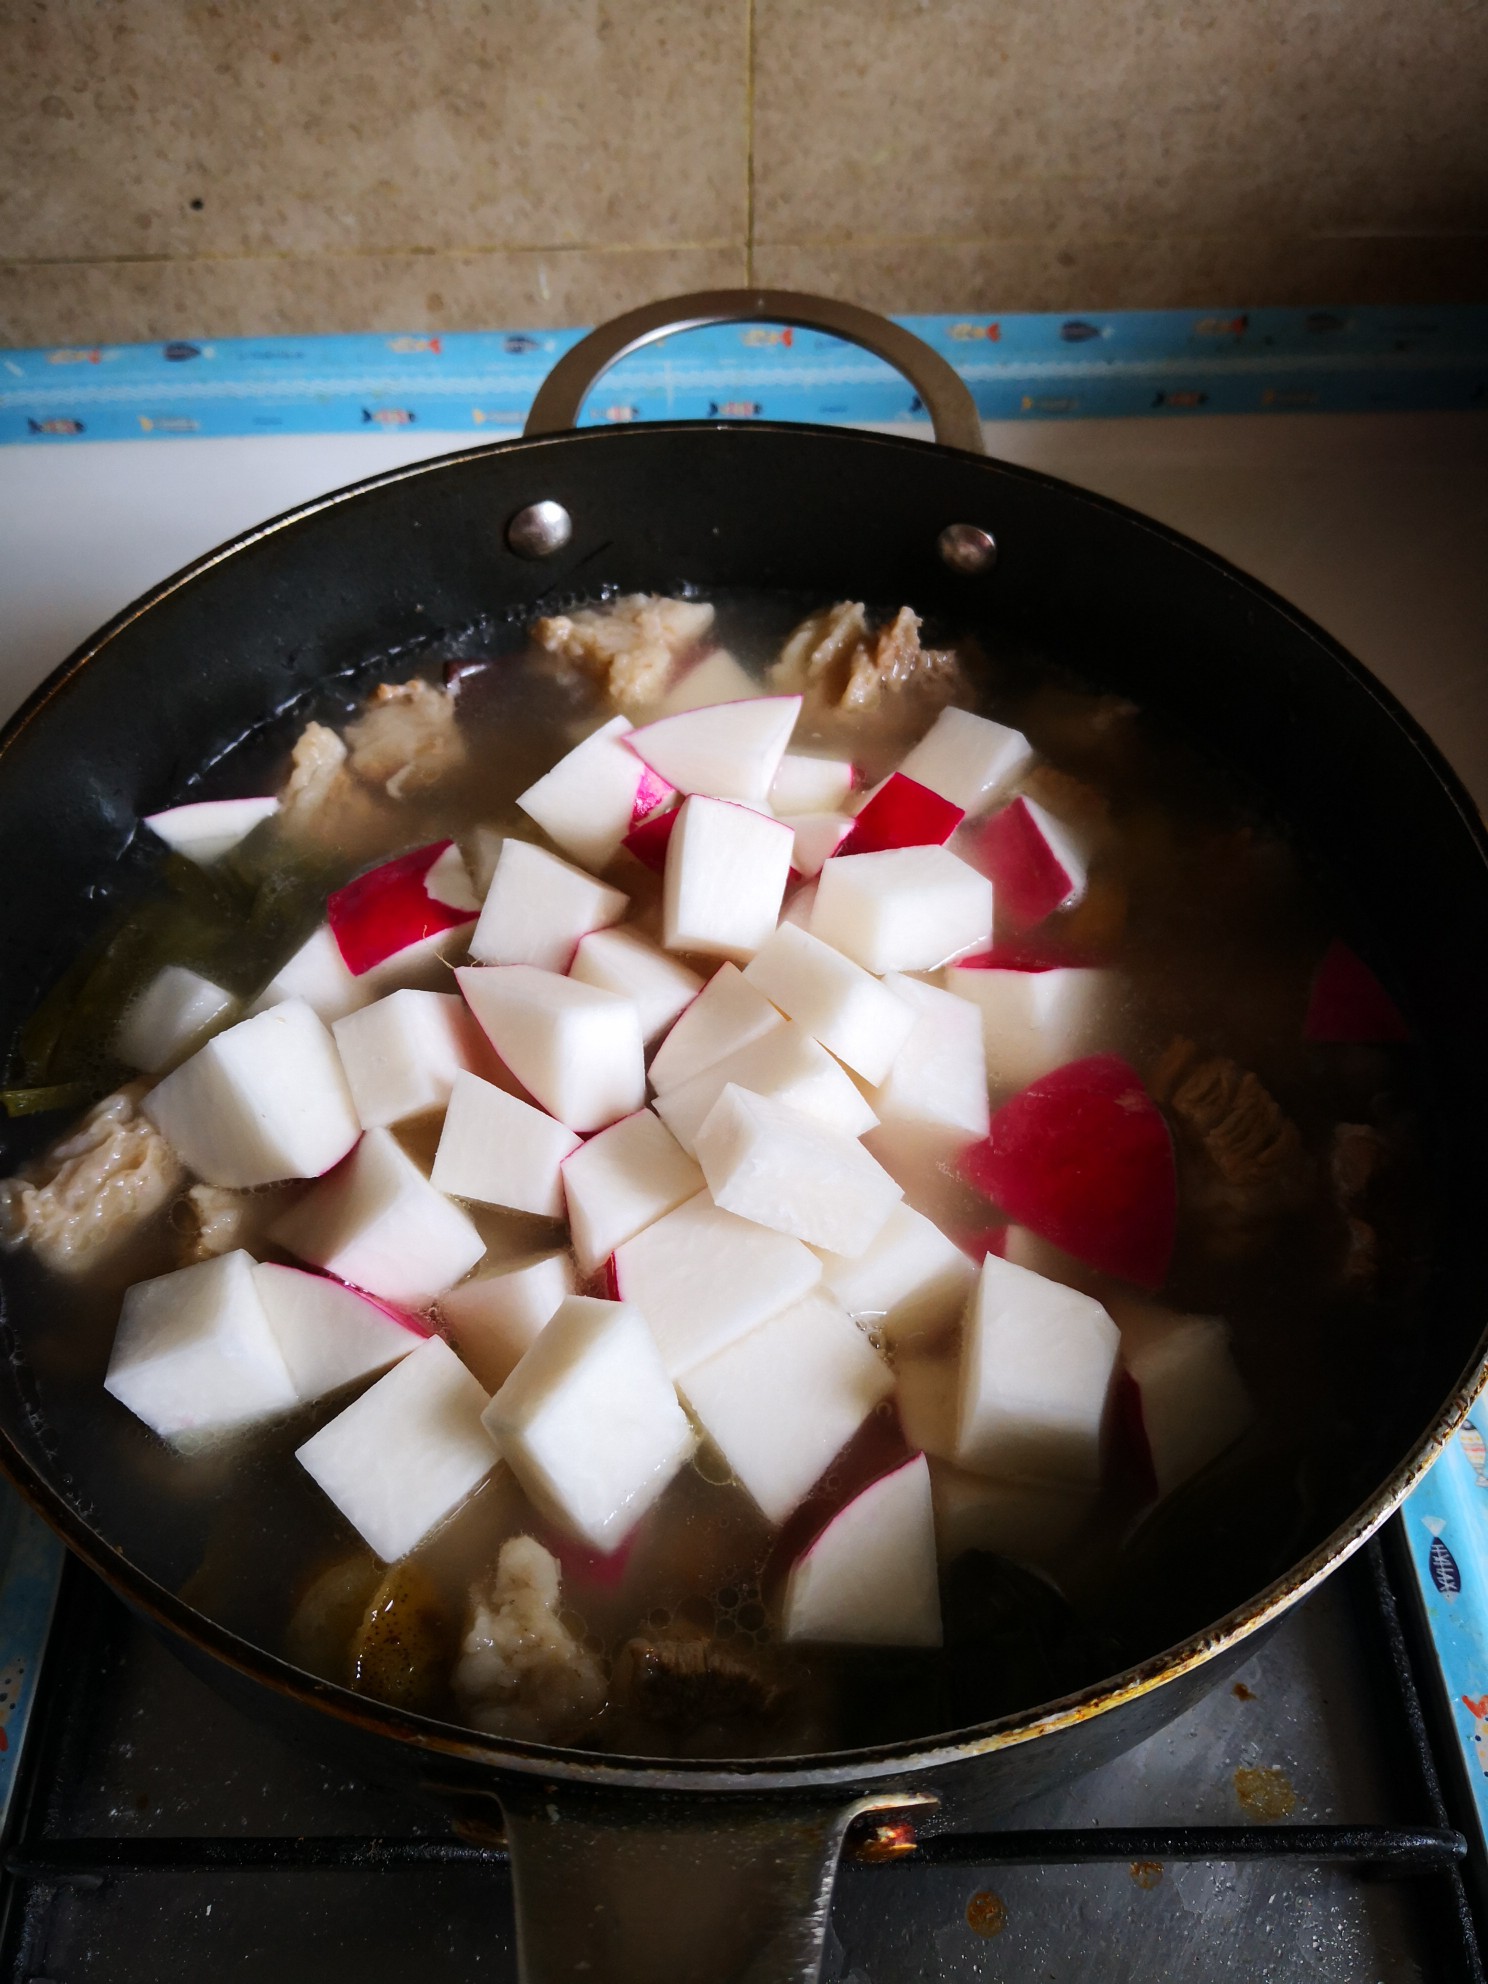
[0,1081,181,1273]
[1151,1038,1310,1256]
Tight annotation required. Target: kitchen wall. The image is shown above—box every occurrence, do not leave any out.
[2,0,1485,345]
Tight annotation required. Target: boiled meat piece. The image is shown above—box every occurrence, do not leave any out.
[0,1081,181,1273]
[1150,1036,1311,1256]
[344,678,466,799]
[453,1535,606,1742]
[531,595,715,711]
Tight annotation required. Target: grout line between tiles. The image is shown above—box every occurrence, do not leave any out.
[0,242,744,271]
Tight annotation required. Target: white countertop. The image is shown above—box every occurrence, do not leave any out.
[3,410,1486,797]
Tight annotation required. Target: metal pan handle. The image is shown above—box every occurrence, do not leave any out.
[523,288,986,455]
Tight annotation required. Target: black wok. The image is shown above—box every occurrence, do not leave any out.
[0,293,1485,1982]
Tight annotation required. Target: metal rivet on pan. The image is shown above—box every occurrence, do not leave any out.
[937,522,997,574]
[506,500,573,558]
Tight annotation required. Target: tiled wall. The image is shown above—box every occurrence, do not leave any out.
[3,0,1486,345]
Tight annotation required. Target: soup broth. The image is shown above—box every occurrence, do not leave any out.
[0,588,1426,1759]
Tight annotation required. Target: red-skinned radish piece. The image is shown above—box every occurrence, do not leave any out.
[143,1000,361,1189]
[143,796,279,866]
[517,715,677,872]
[782,1453,941,1647]
[621,805,679,874]
[271,1126,487,1306]
[296,1335,496,1563]
[956,1251,1120,1486]
[943,956,1117,1095]
[1110,1297,1253,1497]
[742,922,916,1084]
[972,795,1088,929]
[481,1296,695,1553]
[769,753,855,816]
[833,773,964,857]
[568,926,702,1046]
[469,839,628,972]
[328,841,477,978]
[612,1192,822,1375]
[457,965,645,1132]
[104,1249,297,1441]
[251,1260,425,1402]
[1304,940,1410,1044]
[251,925,373,1025]
[655,646,761,715]
[647,961,783,1093]
[895,706,1034,816]
[559,1108,703,1273]
[331,988,486,1129]
[116,965,236,1075]
[961,1055,1176,1291]
[810,845,993,973]
[662,796,794,962]
[695,1084,902,1257]
[439,1251,575,1393]
[430,1070,582,1216]
[422,842,481,913]
[679,1289,893,1525]
[626,695,801,807]
[653,1019,877,1156]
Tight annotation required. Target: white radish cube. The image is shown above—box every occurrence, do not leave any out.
[430,1070,581,1215]
[517,714,674,873]
[482,1296,694,1551]
[440,1251,575,1392]
[696,1084,902,1257]
[627,695,801,806]
[423,842,481,912]
[104,1249,297,1440]
[271,1127,486,1305]
[560,1109,702,1272]
[252,925,373,1025]
[116,965,236,1074]
[957,1253,1119,1486]
[296,1335,496,1562]
[657,647,761,714]
[942,962,1115,1094]
[457,965,645,1132]
[896,706,1034,815]
[331,989,483,1129]
[680,1291,893,1524]
[647,961,782,1092]
[1113,1298,1253,1495]
[662,796,793,963]
[781,880,817,930]
[862,1119,983,1233]
[251,1260,423,1401]
[929,1459,1095,1567]
[654,1021,877,1157]
[769,753,855,815]
[613,1192,821,1374]
[743,923,915,1084]
[811,846,994,973]
[871,972,990,1139]
[143,1000,361,1189]
[469,839,628,972]
[143,796,279,865]
[894,1351,961,1460]
[817,1201,975,1348]
[783,1454,941,1647]
[1000,1224,1114,1300]
[569,926,702,1046]
[782,813,853,879]
[976,794,1089,926]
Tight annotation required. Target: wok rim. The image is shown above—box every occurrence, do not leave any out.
[2,416,1485,1794]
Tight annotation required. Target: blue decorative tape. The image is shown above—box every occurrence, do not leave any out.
[1404,1429,1488,1851]
[0,1489,63,1833]
[2,306,1485,443]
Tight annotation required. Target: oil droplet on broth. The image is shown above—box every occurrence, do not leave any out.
[965,1890,1007,1938]
[1233,1764,1297,1820]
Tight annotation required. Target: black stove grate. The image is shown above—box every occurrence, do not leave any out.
[0,1522,1482,1983]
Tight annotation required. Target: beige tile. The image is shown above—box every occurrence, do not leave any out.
[0,246,748,346]
[0,0,747,261]
[753,0,1488,246]
[752,235,1488,314]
